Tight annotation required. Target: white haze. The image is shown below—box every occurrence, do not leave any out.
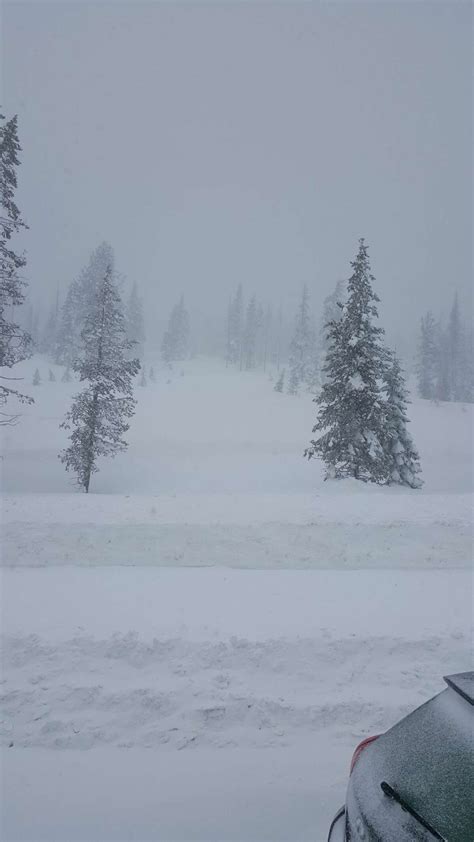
[2,1,472,352]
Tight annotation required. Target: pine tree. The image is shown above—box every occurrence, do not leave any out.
[447,292,464,402]
[288,286,315,392]
[434,319,450,402]
[383,352,423,488]
[139,368,147,387]
[55,243,114,366]
[161,295,190,365]
[0,112,33,423]
[460,328,474,403]
[243,295,259,370]
[33,368,41,386]
[319,280,345,383]
[149,366,156,383]
[274,304,283,371]
[305,239,388,483]
[226,284,244,366]
[41,306,58,357]
[255,301,265,368]
[262,304,272,372]
[416,311,437,399]
[274,369,285,393]
[61,365,72,383]
[60,263,140,492]
[48,368,56,382]
[287,367,299,395]
[125,281,145,359]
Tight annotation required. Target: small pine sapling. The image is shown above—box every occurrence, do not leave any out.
[274,369,285,393]
[287,368,298,395]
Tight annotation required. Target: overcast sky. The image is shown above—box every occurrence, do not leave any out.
[2,0,472,346]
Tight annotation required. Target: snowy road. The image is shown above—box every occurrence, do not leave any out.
[1,567,471,840]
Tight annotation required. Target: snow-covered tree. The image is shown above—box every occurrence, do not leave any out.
[55,243,114,367]
[242,295,259,370]
[447,292,464,402]
[149,366,156,383]
[382,352,422,488]
[319,280,345,383]
[274,305,283,371]
[288,286,316,392]
[434,319,450,402]
[60,263,140,493]
[461,328,474,403]
[226,284,244,367]
[161,295,190,365]
[48,368,56,382]
[305,239,388,483]
[125,281,145,359]
[262,304,273,372]
[416,311,437,399]
[287,367,299,395]
[274,369,285,393]
[0,112,33,423]
[33,367,41,386]
[139,368,147,387]
[61,365,71,383]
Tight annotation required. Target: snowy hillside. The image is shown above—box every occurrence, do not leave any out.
[1,354,472,841]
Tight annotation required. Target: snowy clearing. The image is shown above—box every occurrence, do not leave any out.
[1,356,473,841]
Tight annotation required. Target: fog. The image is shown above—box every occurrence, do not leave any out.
[3,1,472,349]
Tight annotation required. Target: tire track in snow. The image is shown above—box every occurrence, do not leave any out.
[1,631,470,750]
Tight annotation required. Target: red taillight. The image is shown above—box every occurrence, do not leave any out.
[350,734,380,774]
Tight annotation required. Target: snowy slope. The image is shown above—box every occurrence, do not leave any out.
[1,354,472,841]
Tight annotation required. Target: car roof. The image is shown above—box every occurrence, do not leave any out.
[444,671,474,706]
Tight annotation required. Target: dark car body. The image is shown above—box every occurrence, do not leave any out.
[328,672,474,842]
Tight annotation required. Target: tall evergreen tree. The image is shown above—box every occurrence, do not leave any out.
[447,292,464,402]
[461,328,474,403]
[41,305,58,356]
[161,295,190,365]
[319,280,345,383]
[243,295,259,370]
[55,243,114,366]
[125,281,145,359]
[434,319,450,402]
[305,239,388,483]
[382,352,423,488]
[0,112,33,423]
[274,368,285,393]
[288,285,315,392]
[60,263,140,492]
[287,367,299,395]
[226,284,244,366]
[262,303,273,372]
[416,311,437,399]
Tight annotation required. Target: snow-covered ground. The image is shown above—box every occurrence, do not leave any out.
[1,355,472,841]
